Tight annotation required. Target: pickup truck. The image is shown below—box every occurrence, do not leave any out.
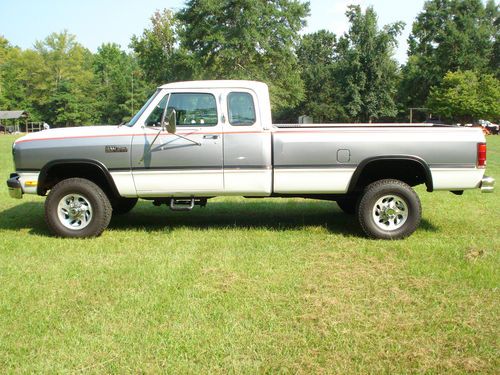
[7,80,495,239]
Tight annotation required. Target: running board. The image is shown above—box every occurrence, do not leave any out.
[151,197,208,211]
[169,198,195,211]
[162,197,208,211]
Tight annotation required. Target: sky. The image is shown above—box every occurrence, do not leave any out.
[0,0,426,64]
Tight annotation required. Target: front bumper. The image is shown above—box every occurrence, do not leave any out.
[480,176,495,193]
[7,173,22,199]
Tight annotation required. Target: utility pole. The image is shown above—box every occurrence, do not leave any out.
[131,73,134,116]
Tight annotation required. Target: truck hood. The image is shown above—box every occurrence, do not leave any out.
[15,125,123,144]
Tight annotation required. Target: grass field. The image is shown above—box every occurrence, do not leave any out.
[0,134,498,373]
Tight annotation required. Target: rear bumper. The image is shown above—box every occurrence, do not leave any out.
[480,176,495,193]
[7,173,23,199]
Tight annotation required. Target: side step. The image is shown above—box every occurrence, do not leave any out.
[170,198,195,211]
[153,197,208,211]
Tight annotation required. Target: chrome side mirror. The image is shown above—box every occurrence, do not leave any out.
[167,110,177,134]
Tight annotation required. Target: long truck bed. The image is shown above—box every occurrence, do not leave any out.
[271,125,484,193]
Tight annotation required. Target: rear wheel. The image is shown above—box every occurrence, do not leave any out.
[358,179,421,239]
[111,197,138,215]
[45,178,112,238]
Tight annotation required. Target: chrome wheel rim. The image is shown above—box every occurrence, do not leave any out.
[57,194,93,230]
[372,195,408,231]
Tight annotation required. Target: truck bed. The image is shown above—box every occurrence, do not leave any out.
[271,125,484,193]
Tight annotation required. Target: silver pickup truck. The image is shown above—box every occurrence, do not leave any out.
[7,80,495,239]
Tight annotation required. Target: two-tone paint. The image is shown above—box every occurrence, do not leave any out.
[10,80,492,199]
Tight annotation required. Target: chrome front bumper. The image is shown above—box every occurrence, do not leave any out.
[7,174,23,199]
[480,176,495,193]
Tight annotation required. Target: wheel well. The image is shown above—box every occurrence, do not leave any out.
[37,161,119,199]
[348,158,433,193]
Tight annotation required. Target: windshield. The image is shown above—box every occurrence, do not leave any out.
[127,89,160,126]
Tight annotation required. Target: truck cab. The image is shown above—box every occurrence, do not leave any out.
[126,80,273,197]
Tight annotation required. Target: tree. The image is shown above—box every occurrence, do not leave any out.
[178,0,310,110]
[0,35,8,63]
[0,45,46,118]
[0,35,12,108]
[0,32,102,125]
[400,0,499,109]
[490,2,500,77]
[294,30,340,122]
[32,31,99,125]
[130,9,195,84]
[427,70,500,123]
[93,43,150,124]
[335,5,403,122]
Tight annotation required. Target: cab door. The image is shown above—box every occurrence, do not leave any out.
[131,91,224,197]
[222,90,272,195]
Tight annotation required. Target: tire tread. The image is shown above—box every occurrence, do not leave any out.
[44,178,112,238]
[357,179,421,240]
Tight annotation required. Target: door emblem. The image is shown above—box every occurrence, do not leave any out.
[105,146,128,153]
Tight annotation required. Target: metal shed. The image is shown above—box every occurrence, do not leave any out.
[0,110,29,133]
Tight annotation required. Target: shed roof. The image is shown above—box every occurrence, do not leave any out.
[0,110,28,120]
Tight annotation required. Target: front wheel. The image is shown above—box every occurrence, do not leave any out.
[45,178,112,238]
[358,179,421,240]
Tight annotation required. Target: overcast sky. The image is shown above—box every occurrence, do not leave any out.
[0,0,427,64]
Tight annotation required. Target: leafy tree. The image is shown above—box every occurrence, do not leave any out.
[2,32,151,126]
[94,43,150,124]
[0,46,46,117]
[427,70,500,123]
[335,5,404,122]
[130,9,195,84]
[488,0,500,78]
[0,36,8,63]
[0,37,34,112]
[400,0,499,109]
[294,30,341,122]
[32,31,99,126]
[0,35,12,108]
[178,0,310,110]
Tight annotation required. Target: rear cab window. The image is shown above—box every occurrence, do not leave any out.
[227,92,256,126]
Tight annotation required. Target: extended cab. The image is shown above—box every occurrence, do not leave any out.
[7,80,495,239]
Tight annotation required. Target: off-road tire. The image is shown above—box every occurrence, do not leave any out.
[358,179,421,240]
[45,178,112,238]
[111,197,138,215]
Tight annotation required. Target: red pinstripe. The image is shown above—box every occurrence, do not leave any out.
[14,125,437,144]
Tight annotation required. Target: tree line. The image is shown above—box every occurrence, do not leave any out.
[0,0,498,126]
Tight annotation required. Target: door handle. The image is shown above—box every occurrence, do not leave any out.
[203,135,219,140]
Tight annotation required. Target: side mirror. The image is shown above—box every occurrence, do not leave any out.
[167,110,177,134]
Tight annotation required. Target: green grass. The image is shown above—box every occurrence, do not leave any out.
[0,134,498,374]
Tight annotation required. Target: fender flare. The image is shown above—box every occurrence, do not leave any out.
[347,155,433,193]
[37,159,120,197]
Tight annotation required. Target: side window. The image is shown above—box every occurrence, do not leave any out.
[145,94,169,127]
[167,93,218,126]
[228,92,256,126]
